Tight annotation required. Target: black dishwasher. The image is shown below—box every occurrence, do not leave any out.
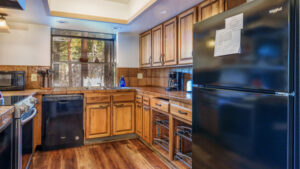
[42,95,83,150]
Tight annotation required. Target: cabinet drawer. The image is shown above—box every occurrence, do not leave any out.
[86,95,110,104]
[136,95,143,103]
[143,96,150,106]
[113,93,135,102]
[151,98,169,113]
[170,104,192,122]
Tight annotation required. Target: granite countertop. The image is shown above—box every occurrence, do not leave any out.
[0,106,14,127]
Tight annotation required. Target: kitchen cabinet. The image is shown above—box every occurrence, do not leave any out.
[226,0,246,10]
[136,102,143,137]
[152,25,163,67]
[113,102,135,135]
[140,30,152,67]
[142,105,151,143]
[85,103,111,139]
[163,17,177,66]
[177,8,197,65]
[198,0,225,22]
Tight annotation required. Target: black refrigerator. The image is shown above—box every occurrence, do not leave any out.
[192,0,298,169]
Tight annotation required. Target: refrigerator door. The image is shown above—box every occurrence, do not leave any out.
[192,87,290,169]
[193,0,290,93]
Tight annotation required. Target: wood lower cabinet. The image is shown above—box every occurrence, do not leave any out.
[113,102,135,135]
[178,8,197,65]
[226,0,246,10]
[152,25,163,67]
[140,30,152,67]
[198,0,225,22]
[85,103,111,139]
[136,103,143,137]
[142,105,151,143]
[163,17,177,66]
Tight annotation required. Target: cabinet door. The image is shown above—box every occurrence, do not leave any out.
[140,31,152,67]
[178,8,196,65]
[163,17,177,66]
[86,103,111,139]
[226,0,246,10]
[152,25,163,67]
[113,102,135,135]
[136,103,143,137]
[198,0,225,22]
[143,105,151,143]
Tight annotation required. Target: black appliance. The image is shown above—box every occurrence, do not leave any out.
[0,112,13,169]
[12,95,37,169]
[166,72,183,91]
[42,95,84,150]
[0,0,25,10]
[0,71,25,91]
[192,0,298,169]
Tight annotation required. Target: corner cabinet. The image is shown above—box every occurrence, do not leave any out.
[198,0,225,22]
[177,8,197,65]
[163,17,177,66]
[140,30,152,67]
[85,103,111,139]
[152,25,163,67]
[112,102,135,135]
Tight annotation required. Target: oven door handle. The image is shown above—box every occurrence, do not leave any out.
[21,108,37,125]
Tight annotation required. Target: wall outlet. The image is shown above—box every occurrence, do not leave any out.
[137,73,143,79]
[31,74,38,82]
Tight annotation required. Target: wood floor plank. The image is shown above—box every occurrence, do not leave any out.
[31,139,170,169]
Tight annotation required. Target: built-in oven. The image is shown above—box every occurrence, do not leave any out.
[0,71,25,91]
[0,115,13,169]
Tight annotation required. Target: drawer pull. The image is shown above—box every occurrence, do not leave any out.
[144,106,150,110]
[115,104,124,108]
[99,105,109,109]
[137,97,142,100]
[137,105,142,108]
[178,110,188,115]
[155,103,162,107]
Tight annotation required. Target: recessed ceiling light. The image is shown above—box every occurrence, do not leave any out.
[160,10,167,15]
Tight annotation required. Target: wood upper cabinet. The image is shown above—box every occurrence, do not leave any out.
[136,102,143,137]
[86,103,111,139]
[163,17,177,66]
[198,0,225,22]
[113,102,135,135]
[226,0,246,10]
[143,105,151,143]
[178,8,197,65]
[140,30,152,67]
[152,25,163,67]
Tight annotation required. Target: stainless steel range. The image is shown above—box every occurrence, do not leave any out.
[2,95,37,169]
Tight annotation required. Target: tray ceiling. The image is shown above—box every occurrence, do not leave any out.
[47,0,157,24]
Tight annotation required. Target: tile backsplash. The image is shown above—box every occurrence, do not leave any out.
[117,67,192,91]
[0,65,50,89]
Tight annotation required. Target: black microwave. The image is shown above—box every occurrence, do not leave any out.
[0,71,25,91]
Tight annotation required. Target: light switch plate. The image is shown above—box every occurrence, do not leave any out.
[31,74,37,82]
[137,73,143,79]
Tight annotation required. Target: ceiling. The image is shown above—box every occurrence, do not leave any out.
[0,0,203,34]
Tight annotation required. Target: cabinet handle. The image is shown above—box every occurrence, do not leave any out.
[178,110,188,115]
[137,97,142,100]
[99,105,109,109]
[149,56,152,64]
[155,103,162,107]
[137,105,142,108]
[115,104,124,108]
[144,106,150,110]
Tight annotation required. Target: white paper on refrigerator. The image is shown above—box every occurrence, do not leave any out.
[225,13,244,30]
[214,29,241,57]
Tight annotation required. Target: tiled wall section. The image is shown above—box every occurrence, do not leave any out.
[117,67,192,90]
[0,65,50,89]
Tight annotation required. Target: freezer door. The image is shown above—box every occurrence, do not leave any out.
[192,88,290,169]
[193,0,290,93]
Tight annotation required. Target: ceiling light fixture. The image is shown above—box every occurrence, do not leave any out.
[160,10,167,15]
[0,13,9,33]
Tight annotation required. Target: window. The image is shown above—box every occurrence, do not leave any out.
[51,29,116,87]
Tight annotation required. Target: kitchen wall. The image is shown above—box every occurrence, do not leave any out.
[116,33,140,68]
[0,22,51,66]
[117,67,192,90]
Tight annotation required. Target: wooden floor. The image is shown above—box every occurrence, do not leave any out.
[31,139,171,169]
